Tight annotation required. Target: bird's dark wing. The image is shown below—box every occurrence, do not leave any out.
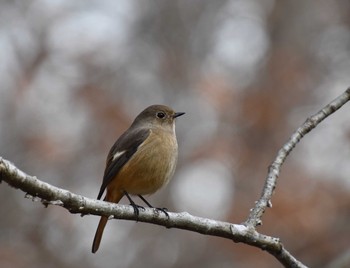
[97,128,150,200]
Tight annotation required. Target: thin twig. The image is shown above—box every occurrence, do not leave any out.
[245,88,350,227]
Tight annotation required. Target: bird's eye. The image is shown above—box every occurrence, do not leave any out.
[156,112,166,119]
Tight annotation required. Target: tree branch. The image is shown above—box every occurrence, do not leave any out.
[1,156,305,267]
[246,87,350,227]
[2,88,350,268]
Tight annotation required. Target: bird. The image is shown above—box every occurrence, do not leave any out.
[92,104,184,253]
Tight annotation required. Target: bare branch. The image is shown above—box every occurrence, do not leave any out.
[0,157,306,268]
[2,88,350,268]
[246,88,350,227]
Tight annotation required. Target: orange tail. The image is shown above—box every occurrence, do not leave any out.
[92,191,124,253]
[92,216,108,253]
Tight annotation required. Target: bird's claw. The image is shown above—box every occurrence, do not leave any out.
[155,207,169,218]
[130,203,145,218]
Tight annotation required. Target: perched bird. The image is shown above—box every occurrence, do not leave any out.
[92,104,184,253]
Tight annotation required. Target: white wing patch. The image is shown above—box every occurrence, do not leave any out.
[112,150,125,161]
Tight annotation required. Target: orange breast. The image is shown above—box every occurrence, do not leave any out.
[107,129,178,196]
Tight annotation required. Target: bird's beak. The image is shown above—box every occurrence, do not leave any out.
[173,112,185,118]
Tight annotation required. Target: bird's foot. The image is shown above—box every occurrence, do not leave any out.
[154,207,169,218]
[129,203,145,218]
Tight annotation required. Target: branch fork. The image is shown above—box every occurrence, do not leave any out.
[2,88,350,268]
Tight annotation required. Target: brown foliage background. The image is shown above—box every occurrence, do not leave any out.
[1,1,350,267]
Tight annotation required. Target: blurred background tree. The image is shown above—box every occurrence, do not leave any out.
[1,1,350,267]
